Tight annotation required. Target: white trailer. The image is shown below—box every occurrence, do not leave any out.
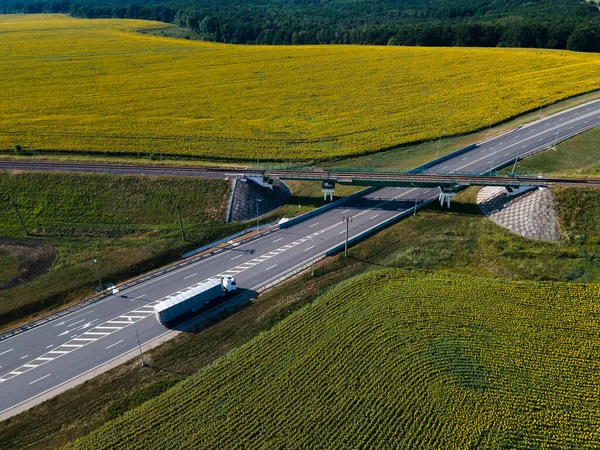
[154,276,237,325]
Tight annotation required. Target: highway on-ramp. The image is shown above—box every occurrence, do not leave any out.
[1,99,600,419]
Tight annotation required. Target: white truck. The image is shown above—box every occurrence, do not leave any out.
[153,276,237,325]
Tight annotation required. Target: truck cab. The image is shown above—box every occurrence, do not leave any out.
[222,275,237,292]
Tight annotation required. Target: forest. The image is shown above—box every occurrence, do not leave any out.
[1,0,600,51]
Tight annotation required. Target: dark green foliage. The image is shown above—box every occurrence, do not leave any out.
[105,379,179,420]
[0,0,599,51]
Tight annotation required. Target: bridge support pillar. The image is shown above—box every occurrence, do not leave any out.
[322,181,335,202]
[438,188,456,208]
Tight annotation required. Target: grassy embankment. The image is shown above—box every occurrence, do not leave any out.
[0,172,247,327]
[65,269,600,449]
[2,174,599,449]
[2,14,600,161]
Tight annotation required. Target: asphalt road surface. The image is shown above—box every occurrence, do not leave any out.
[1,99,600,418]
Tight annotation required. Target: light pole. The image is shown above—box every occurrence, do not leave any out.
[413,191,418,216]
[538,97,547,119]
[308,236,315,276]
[552,130,560,150]
[256,198,262,231]
[510,151,520,175]
[436,129,446,158]
[487,110,498,137]
[92,258,103,292]
[130,317,148,367]
[342,216,352,257]
[361,157,372,171]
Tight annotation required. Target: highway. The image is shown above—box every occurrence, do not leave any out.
[1,99,600,419]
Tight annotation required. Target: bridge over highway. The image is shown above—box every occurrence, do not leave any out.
[257,169,600,189]
[1,98,599,420]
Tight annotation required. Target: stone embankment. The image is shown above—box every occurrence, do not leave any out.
[477,187,560,241]
[228,178,291,222]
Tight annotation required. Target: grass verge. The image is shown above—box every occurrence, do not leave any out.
[1,181,599,448]
[0,171,245,328]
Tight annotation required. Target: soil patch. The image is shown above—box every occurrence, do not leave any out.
[0,238,58,290]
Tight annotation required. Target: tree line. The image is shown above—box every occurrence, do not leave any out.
[1,0,600,52]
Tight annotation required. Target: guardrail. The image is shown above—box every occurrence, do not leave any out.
[255,255,326,293]
[0,222,281,342]
[279,186,379,229]
[325,200,433,257]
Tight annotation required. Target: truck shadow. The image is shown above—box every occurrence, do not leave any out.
[162,288,257,333]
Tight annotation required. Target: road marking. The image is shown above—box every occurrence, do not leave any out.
[339,230,346,234]
[309,222,319,227]
[522,146,527,149]
[265,264,277,271]
[61,344,84,348]
[46,345,53,349]
[130,294,146,302]
[183,273,197,280]
[505,153,510,156]
[231,254,243,260]
[83,332,111,336]
[30,374,51,385]
[273,238,283,243]
[67,319,86,328]
[538,138,543,142]
[461,156,468,160]
[480,149,486,153]
[36,357,55,361]
[106,320,132,325]
[341,208,351,213]
[47,350,70,354]
[121,315,146,320]
[106,340,124,350]
[20,355,28,359]
[455,108,600,174]
[71,338,96,341]
[0,349,13,356]
[305,246,315,252]
[441,165,448,170]
[64,310,95,324]
[22,364,38,368]
[95,326,123,330]
[584,121,589,124]
[370,214,379,220]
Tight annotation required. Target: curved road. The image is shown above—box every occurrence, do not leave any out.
[1,99,599,419]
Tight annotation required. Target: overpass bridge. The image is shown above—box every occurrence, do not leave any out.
[239,168,600,207]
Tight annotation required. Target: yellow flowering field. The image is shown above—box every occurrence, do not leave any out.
[1,14,600,161]
[66,269,600,449]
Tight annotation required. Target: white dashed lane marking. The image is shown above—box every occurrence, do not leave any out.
[106,340,124,350]
[29,374,51,385]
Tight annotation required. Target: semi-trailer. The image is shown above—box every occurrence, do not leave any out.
[154,276,237,325]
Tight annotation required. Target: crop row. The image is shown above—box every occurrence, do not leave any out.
[66,269,600,449]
